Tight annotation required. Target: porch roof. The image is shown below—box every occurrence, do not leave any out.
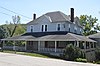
[1,33,96,42]
[1,35,36,41]
[37,33,96,42]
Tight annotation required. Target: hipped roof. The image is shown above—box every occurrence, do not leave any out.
[1,32,96,42]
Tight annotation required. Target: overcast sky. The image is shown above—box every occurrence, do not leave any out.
[0,0,100,25]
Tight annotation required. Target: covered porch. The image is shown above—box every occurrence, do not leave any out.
[1,33,96,54]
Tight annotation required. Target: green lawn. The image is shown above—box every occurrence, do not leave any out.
[1,50,61,59]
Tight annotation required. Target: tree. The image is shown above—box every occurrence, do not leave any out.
[5,15,20,37]
[63,44,81,61]
[80,15,100,36]
[0,26,8,39]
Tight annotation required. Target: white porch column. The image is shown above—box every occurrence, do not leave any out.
[84,41,87,49]
[89,42,91,49]
[13,41,16,54]
[83,42,86,49]
[2,40,5,51]
[38,41,40,51]
[55,41,57,52]
[25,41,27,51]
[74,41,77,47]
[93,42,95,48]
[76,41,79,47]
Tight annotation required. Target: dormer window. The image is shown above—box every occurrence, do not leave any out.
[30,25,33,32]
[57,24,61,31]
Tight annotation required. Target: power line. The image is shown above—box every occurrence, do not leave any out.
[0,6,32,19]
[0,11,11,16]
[0,11,30,21]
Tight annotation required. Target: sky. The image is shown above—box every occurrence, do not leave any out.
[0,0,100,25]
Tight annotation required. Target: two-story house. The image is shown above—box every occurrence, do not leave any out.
[2,8,96,61]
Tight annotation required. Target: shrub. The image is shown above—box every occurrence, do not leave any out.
[63,44,82,61]
[75,58,87,63]
[95,61,100,64]
[95,48,100,60]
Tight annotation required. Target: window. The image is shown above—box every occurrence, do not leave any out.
[30,26,33,32]
[94,44,96,48]
[41,25,48,32]
[45,41,55,48]
[45,25,47,31]
[80,28,82,34]
[57,24,60,31]
[86,42,89,49]
[68,24,70,32]
[69,28,70,32]
[41,25,43,32]
[57,41,66,48]
[91,43,94,48]
[74,26,77,33]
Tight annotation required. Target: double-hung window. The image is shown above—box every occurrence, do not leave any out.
[41,25,48,32]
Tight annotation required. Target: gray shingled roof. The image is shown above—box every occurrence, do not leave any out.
[1,33,96,42]
[1,35,36,41]
[27,11,82,27]
[38,33,96,42]
[88,32,100,39]
[45,11,70,22]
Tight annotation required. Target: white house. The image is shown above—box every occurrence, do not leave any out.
[1,8,96,61]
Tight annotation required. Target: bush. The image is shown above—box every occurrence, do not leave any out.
[75,58,87,63]
[95,48,100,60]
[95,61,100,64]
[63,44,82,61]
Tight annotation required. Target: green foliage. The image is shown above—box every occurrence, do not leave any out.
[80,15,100,36]
[63,44,82,61]
[0,26,8,39]
[75,58,87,63]
[95,48,100,60]
[5,15,21,37]
[0,24,26,38]
[95,61,100,64]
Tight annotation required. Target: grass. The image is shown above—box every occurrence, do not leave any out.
[0,50,61,59]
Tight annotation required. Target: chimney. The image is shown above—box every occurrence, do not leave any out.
[70,8,74,22]
[33,13,36,20]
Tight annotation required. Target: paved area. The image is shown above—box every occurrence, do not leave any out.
[0,52,99,66]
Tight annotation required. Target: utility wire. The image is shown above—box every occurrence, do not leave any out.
[0,11,11,16]
[0,6,32,19]
[0,11,30,21]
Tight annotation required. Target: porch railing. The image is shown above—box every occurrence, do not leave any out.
[40,48,64,53]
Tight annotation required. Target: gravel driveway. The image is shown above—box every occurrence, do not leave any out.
[0,52,99,66]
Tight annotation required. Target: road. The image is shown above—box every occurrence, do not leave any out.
[0,52,99,66]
